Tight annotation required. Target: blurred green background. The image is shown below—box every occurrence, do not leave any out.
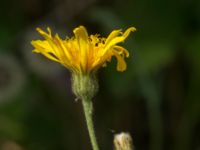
[0,0,200,150]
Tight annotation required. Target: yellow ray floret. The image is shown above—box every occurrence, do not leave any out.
[31,26,136,74]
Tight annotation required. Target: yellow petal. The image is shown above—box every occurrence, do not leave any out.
[36,27,51,39]
[112,51,127,72]
[105,29,122,45]
[31,40,60,62]
[31,40,53,53]
[113,45,130,58]
[35,28,62,60]
[104,27,136,51]
[96,27,135,67]
[31,26,135,74]
[54,34,71,61]
[73,26,89,72]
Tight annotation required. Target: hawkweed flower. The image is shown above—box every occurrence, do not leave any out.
[31,26,135,74]
[31,25,136,150]
[31,26,135,99]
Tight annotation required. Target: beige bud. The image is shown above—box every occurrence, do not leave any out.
[114,132,133,150]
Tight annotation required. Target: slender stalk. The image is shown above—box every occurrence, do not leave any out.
[82,97,99,150]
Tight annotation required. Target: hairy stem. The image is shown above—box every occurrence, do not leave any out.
[82,98,99,150]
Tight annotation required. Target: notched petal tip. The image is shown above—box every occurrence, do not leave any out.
[36,27,52,38]
[122,27,136,39]
[30,40,38,47]
[73,25,87,34]
[36,27,43,33]
[117,64,127,72]
[32,49,39,53]
[128,27,137,32]
[74,26,89,42]
[47,27,51,34]
[73,25,89,43]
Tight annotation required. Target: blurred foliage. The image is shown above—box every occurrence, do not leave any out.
[0,0,200,150]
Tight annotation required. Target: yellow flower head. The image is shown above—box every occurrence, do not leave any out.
[31,26,136,74]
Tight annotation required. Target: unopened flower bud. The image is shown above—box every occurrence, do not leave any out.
[114,132,134,150]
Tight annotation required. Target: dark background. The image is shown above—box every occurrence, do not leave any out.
[0,0,200,150]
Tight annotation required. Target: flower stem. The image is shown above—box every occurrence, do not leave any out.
[82,97,99,150]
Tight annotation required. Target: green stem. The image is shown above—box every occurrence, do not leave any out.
[82,97,99,150]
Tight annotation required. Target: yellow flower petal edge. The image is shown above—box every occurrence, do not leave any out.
[31,26,136,74]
